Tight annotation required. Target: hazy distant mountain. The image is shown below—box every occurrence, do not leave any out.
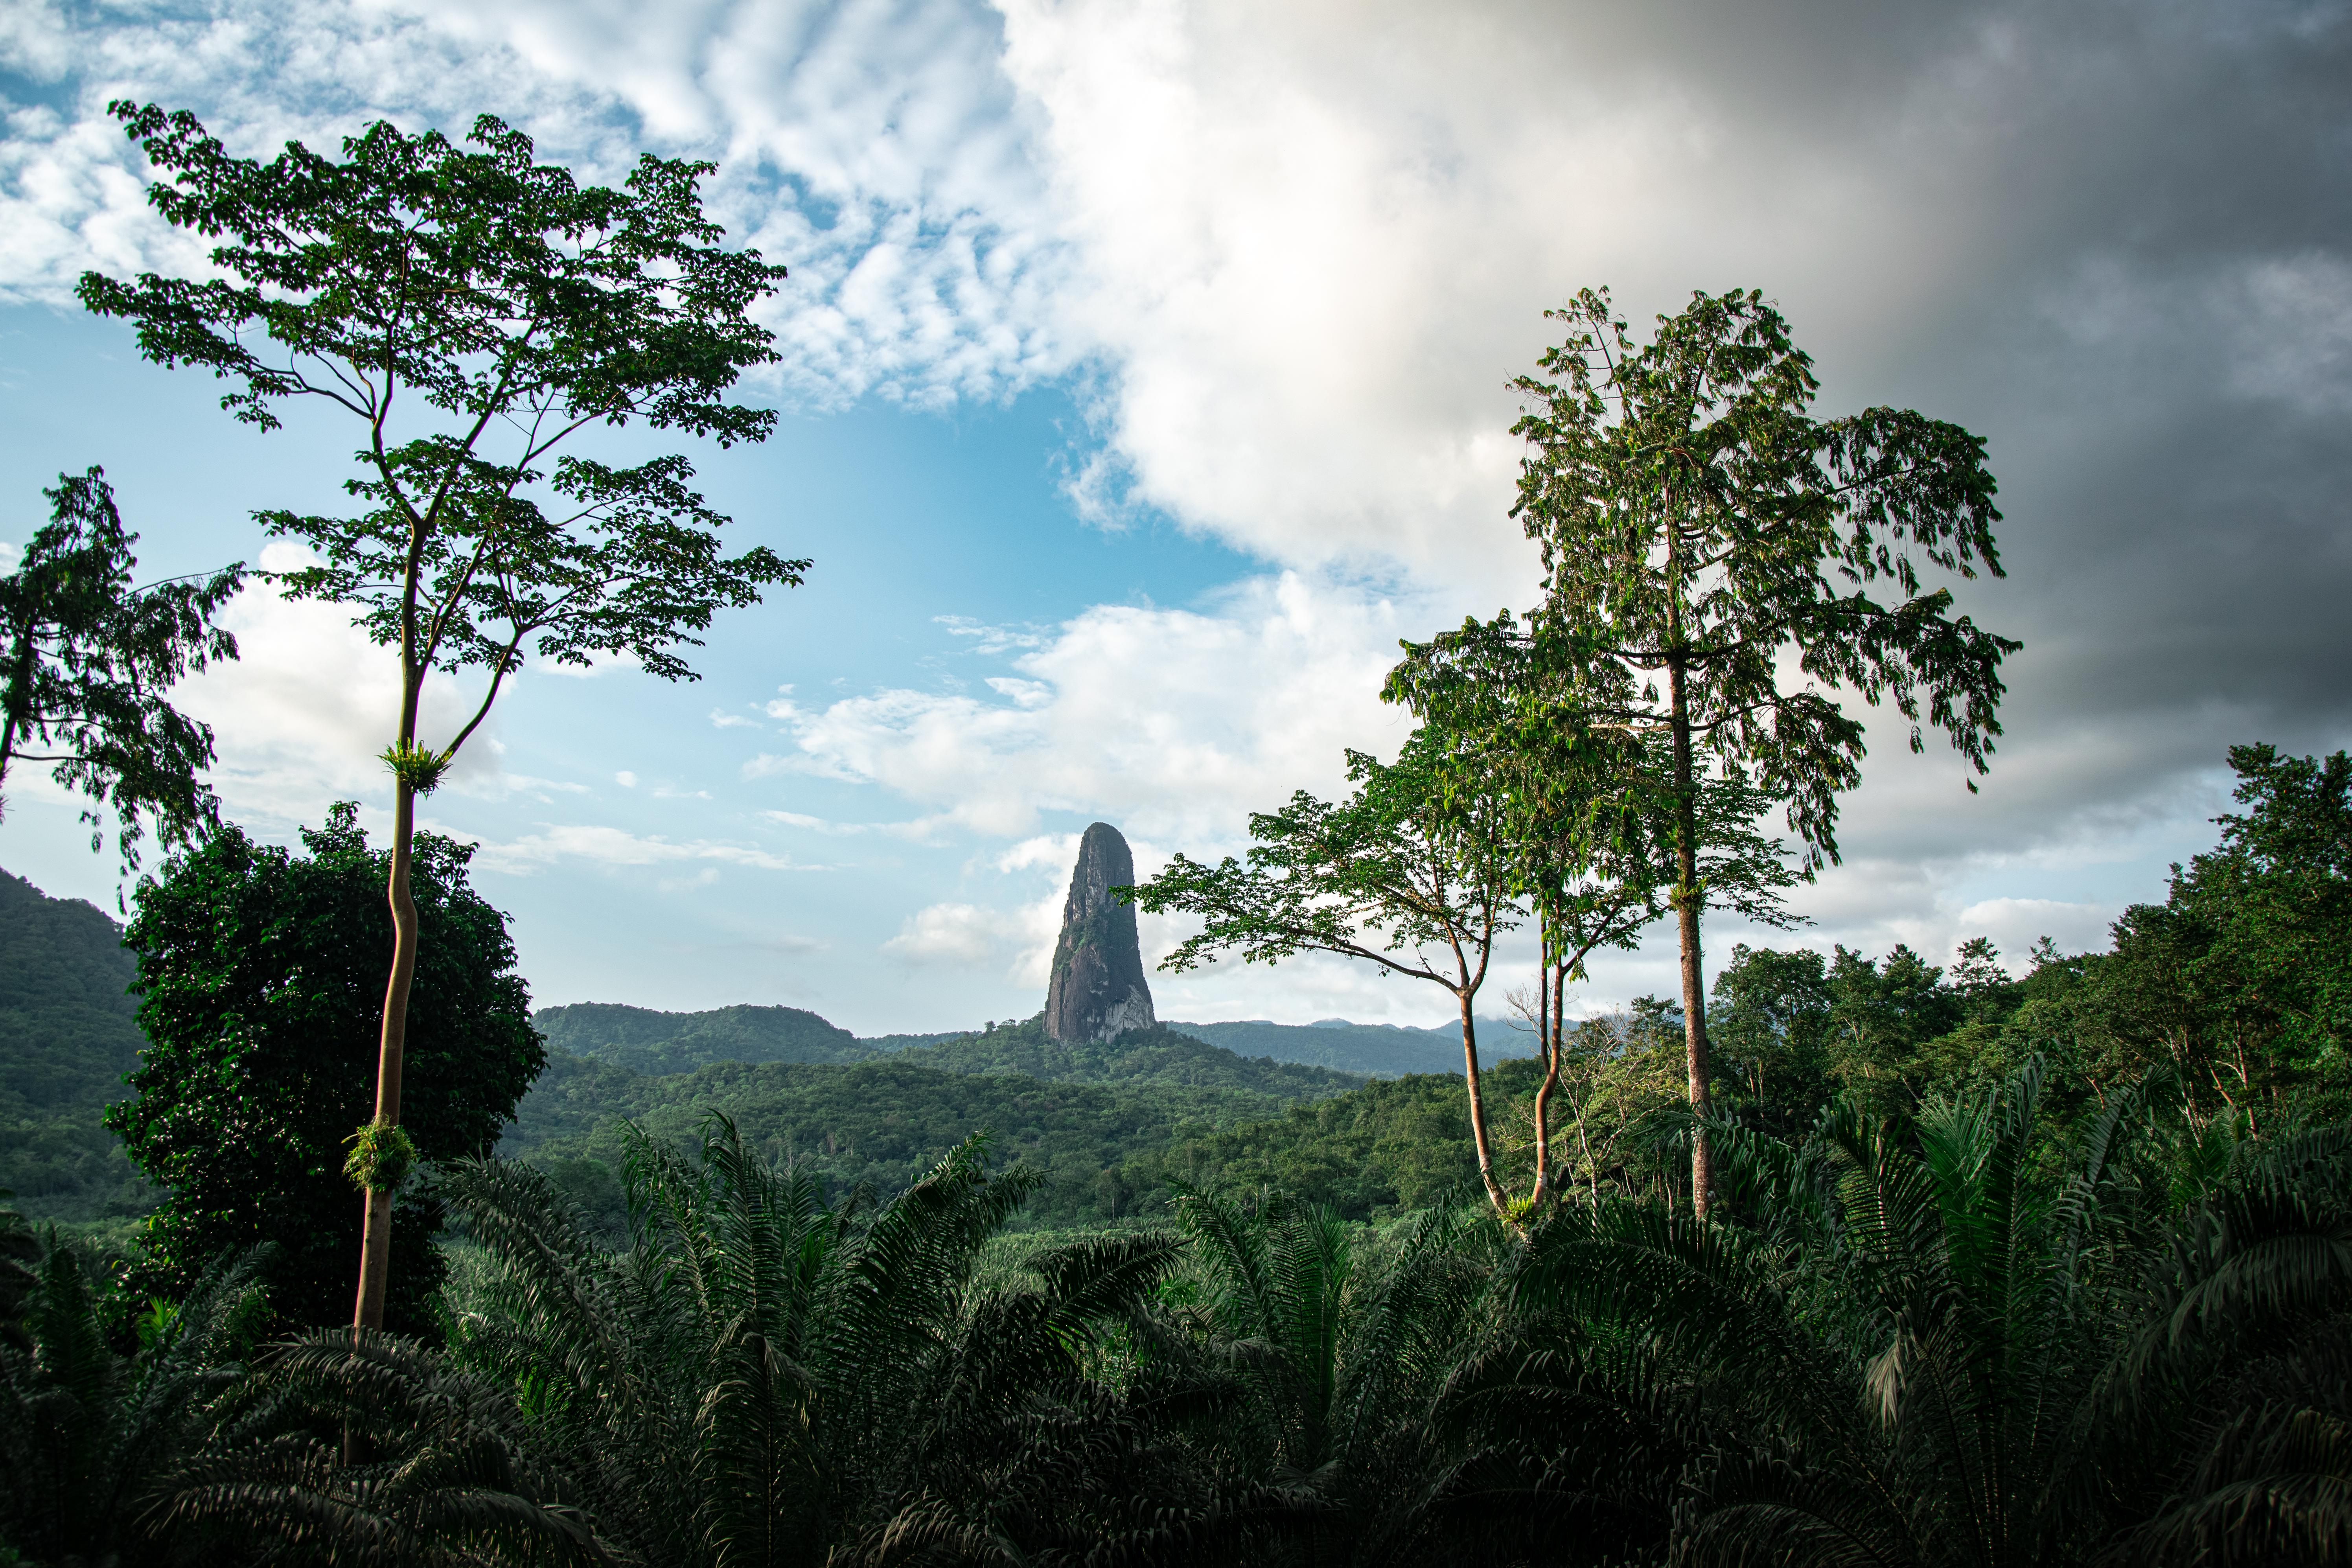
[530,1004,1367,1097]
[536,1001,1531,1082]
[1163,1018,1535,1077]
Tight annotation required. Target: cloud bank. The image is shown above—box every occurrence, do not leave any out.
[7,0,2346,1023]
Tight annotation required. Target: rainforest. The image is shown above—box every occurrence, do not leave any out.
[4,29,2351,1568]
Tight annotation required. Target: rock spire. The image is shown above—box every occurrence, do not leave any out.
[1043,822,1156,1042]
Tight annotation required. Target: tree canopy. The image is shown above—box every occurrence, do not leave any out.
[1132,730,1524,1211]
[80,101,806,1329]
[1408,287,2021,1213]
[106,805,540,1332]
[0,469,241,878]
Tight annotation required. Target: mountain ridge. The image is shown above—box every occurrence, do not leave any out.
[0,870,153,1219]
[534,1000,1530,1080]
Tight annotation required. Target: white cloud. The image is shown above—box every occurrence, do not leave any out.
[614,770,637,788]
[166,543,658,830]
[1953,898,2118,963]
[1,0,1074,409]
[989,0,2031,591]
[936,613,1046,653]
[992,832,1080,874]
[762,571,1417,841]
[883,899,1034,966]
[170,547,427,824]
[0,1,75,83]
[466,823,813,875]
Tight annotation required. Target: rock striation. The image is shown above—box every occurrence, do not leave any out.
[1044,823,1157,1042]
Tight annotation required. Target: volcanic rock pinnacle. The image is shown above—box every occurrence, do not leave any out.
[1043,822,1156,1042]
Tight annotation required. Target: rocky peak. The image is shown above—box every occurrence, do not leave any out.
[1043,823,1156,1042]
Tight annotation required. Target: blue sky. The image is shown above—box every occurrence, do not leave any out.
[2,0,2347,1036]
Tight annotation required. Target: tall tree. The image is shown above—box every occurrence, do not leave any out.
[0,468,241,879]
[1389,609,1803,1208]
[106,804,540,1333]
[1501,287,2018,1215]
[81,105,808,1328]
[2077,744,2352,1124]
[1710,942,1836,1125]
[1130,730,1525,1213]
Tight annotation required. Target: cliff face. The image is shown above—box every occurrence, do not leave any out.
[1043,823,1156,1043]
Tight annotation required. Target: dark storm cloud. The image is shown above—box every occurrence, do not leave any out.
[1673,0,2352,861]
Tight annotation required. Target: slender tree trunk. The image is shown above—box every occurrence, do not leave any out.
[1530,935,1561,1208]
[353,776,417,1332]
[1458,989,1509,1215]
[1666,657,1715,1219]
[355,632,426,1337]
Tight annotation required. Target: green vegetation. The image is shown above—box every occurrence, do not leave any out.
[0,871,149,1222]
[108,805,541,1332]
[543,999,1504,1078]
[0,469,242,878]
[1164,1016,1525,1076]
[83,101,806,1329]
[0,745,2345,1562]
[9,1066,2345,1566]
[501,1018,1365,1230]
[0,1243,270,1567]
[536,1000,874,1072]
[6,93,2341,1556]
[1705,742,2352,1134]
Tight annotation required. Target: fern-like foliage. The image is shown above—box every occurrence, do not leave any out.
[72,1070,2352,1568]
[122,1117,1151,1564]
[0,1235,268,1565]
[1504,1057,2352,1567]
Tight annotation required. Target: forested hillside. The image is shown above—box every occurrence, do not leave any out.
[896,1016,1363,1096]
[0,871,150,1219]
[537,997,1517,1078]
[501,1049,1327,1228]
[500,1018,1368,1228]
[1164,1016,1532,1075]
[535,1000,876,1072]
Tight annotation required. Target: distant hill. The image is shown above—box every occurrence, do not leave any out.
[897,1016,1364,1099]
[860,1030,974,1052]
[0,862,1568,1241]
[505,1007,1372,1228]
[535,1001,878,1074]
[0,870,153,1220]
[1165,1017,1535,1077]
[500,1040,1544,1231]
[501,1046,1343,1229]
[530,1000,1534,1082]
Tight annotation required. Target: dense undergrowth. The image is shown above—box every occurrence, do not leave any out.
[6,1058,2348,1567]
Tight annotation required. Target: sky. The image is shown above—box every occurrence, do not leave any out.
[0,0,2346,1036]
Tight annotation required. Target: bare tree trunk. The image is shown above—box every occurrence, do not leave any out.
[353,776,418,1333]
[1666,657,1715,1220]
[1458,989,1510,1215]
[1530,935,1561,1209]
